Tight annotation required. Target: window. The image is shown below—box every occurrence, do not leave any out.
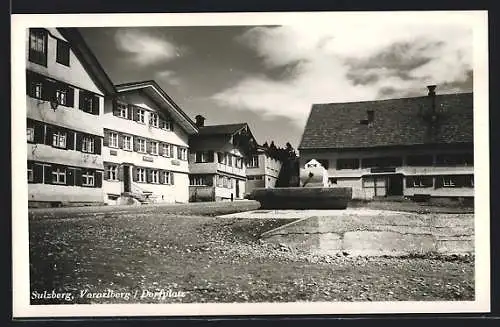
[106,165,118,181]
[437,175,474,188]
[109,132,118,148]
[27,163,34,182]
[436,153,474,166]
[406,176,433,188]
[55,89,68,106]
[123,135,132,151]
[190,175,213,186]
[248,155,259,168]
[162,143,171,157]
[117,102,128,118]
[336,158,360,170]
[178,147,188,160]
[32,82,43,99]
[29,29,47,66]
[82,136,94,153]
[56,39,70,66]
[217,152,224,164]
[442,176,456,187]
[163,171,172,184]
[52,167,66,184]
[160,120,171,130]
[150,113,159,127]
[79,91,99,115]
[27,127,34,142]
[151,170,159,183]
[137,109,145,124]
[138,139,146,153]
[136,168,146,182]
[195,151,212,163]
[226,154,233,166]
[52,131,67,148]
[82,170,95,187]
[150,141,159,155]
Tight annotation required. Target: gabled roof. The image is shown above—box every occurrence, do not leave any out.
[198,123,248,136]
[299,92,473,150]
[115,80,199,135]
[57,28,116,95]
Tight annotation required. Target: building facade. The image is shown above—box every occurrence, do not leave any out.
[298,87,474,200]
[26,28,115,207]
[188,115,257,202]
[245,146,282,194]
[101,81,199,205]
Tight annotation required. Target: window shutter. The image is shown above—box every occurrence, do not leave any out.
[67,168,75,186]
[92,96,100,115]
[159,143,164,156]
[132,166,138,182]
[44,165,52,184]
[405,177,413,188]
[34,164,44,183]
[133,107,139,121]
[146,169,152,183]
[159,171,165,184]
[74,168,82,186]
[67,87,75,107]
[66,130,75,150]
[170,172,174,185]
[127,105,133,120]
[147,140,152,154]
[103,164,109,180]
[103,131,109,147]
[42,80,56,102]
[95,171,103,188]
[208,151,214,162]
[44,126,53,146]
[434,176,442,189]
[112,99,119,117]
[75,132,83,152]
[95,136,102,154]
[78,90,85,110]
[34,122,44,144]
[118,165,124,181]
[26,71,33,96]
[171,122,174,132]
[118,134,124,149]
[133,138,139,152]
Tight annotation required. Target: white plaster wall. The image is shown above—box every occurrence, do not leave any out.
[28,143,103,169]
[102,147,188,173]
[26,28,105,95]
[28,184,104,203]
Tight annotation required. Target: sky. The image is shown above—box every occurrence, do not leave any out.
[79,22,473,148]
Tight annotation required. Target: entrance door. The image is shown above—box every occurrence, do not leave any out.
[123,165,131,192]
[235,180,240,198]
[387,175,403,196]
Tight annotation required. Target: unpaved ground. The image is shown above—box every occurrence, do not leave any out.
[29,205,474,304]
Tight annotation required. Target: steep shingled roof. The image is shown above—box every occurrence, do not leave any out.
[198,123,248,136]
[298,92,473,150]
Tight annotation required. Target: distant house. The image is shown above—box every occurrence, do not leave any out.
[101,80,198,205]
[26,28,115,207]
[188,115,257,202]
[298,86,474,200]
[245,145,283,194]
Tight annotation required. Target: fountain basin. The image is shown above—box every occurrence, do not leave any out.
[248,187,352,210]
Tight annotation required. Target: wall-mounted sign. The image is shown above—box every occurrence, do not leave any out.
[171,159,180,166]
[143,156,154,162]
[110,150,117,156]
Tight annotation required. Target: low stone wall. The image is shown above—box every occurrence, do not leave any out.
[261,211,474,256]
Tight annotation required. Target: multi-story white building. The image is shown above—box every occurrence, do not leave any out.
[101,80,199,205]
[245,146,283,194]
[26,28,115,207]
[188,115,257,201]
[298,86,474,200]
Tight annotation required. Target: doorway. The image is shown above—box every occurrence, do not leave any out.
[235,179,240,198]
[387,175,403,196]
[123,165,131,192]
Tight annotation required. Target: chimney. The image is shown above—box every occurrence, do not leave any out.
[427,85,437,114]
[195,114,205,127]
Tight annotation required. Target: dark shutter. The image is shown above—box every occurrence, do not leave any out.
[208,151,214,162]
[66,130,74,150]
[133,107,139,121]
[434,176,442,189]
[95,171,103,188]
[103,131,109,147]
[146,141,152,154]
[127,105,133,120]
[118,165,124,181]
[33,164,44,183]
[146,169,152,183]
[112,99,119,117]
[133,138,139,152]
[44,165,52,184]
[103,164,109,180]
[170,172,174,185]
[67,168,75,186]
[92,95,100,115]
[42,79,56,102]
[44,125,53,145]
[169,144,174,158]
[75,132,82,152]
[159,171,165,184]
[159,143,164,156]
[74,168,82,186]
[132,166,138,182]
[171,122,174,132]
[67,87,75,107]
[95,136,102,154]
[79,90,85,110]
[34,122,44,144]
[118,134,124,149]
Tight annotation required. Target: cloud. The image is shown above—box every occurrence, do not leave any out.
[155,70,180,86]
[214,22,473,128]
[114,29,183,66]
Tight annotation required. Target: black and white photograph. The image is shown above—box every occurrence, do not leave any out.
[11,11,489,317]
